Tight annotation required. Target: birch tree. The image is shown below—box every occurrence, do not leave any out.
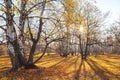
[0,0,62,70]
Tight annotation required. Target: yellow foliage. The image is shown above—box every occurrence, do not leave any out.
[31,9,39,13]
[12,6,20,15]
[28,0,39,4]
[17,0,20,5]
[63,12,76,26]
[0,7,6,12]
[39,14,43,18]
[63,0,78,27]
[65,0,78,11]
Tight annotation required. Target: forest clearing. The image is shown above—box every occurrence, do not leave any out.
[0,54,120,80]
[0,0,120,80]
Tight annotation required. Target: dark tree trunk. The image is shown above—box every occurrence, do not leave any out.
[83,35,89,60]
[28,42,37,64]
[78,35,84,60]
[34,44,48,64]
[27,1,46,64]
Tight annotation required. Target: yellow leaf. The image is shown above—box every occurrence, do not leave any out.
[0,7,6,12]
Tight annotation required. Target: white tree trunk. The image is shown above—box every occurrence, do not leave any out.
[5,0,27,70]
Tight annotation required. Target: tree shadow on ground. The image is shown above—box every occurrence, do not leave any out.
[46,56,81,79]
[64,57,87,80]
[96,56,120,69]
[74,59,84,80]
[86,58,120,80]
[1,54,120,80]
[49,56,78,70]
[86,58,109,80]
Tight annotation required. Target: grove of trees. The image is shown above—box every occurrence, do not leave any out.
[0,0,120,71]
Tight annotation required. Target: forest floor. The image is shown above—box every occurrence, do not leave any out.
[0,53,120,80]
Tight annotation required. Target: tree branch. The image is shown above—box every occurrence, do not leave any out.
[27,0,56,15]
[0,25,6,32]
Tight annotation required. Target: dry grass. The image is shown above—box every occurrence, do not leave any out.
[0,54,120,80]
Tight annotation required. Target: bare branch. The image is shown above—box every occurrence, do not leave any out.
[0,15,6,21]
[0,25,6,32]
[27,0,56,15]
[27,17,34,41]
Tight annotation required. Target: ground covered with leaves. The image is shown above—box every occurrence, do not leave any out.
[0,54,120,80]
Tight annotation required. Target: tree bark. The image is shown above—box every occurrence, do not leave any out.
[78,35,84,59]
[18,0,27,56]
[34,44,48,64]
[27,1,46,64]
[5,0,27,70]
[28,42,37,64]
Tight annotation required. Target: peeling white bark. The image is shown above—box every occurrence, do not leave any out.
[8,43,15,57]
[7,27,17,42]
[5,0,27,70]
[19,40,24,56]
